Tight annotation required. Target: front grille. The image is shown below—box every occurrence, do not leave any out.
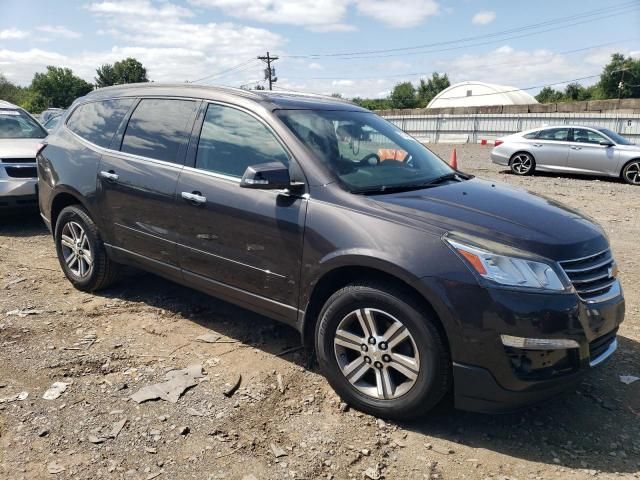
[589,328,617,363]
[0,157,36,163]
[5,166,37,178]
[559,249,616,301]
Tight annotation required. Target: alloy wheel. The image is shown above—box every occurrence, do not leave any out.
[333,308,420,400]
[624,161,640,185]
[511,154,533,174]
[60,221,93,278]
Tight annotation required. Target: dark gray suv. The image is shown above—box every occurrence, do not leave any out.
[38,84,624,418]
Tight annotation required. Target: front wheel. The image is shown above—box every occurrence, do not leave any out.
[622,160,640,185]
[54,205,120,291]
[510,152,535,175]
[315,283,451,419]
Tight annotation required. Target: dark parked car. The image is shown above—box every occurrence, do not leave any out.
[38,84,624,418]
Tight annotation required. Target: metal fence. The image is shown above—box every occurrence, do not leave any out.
[378,112,640,144]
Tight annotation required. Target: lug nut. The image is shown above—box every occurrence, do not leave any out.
[368,337,376,345]
[364,356,372,364]
[379,341,388,350]
[361,344,368,352]
[374,361,383,369]
[382,354,391,362]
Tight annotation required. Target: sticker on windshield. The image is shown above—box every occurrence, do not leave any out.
[0,110,20,116]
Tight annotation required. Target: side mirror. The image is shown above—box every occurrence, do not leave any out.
[240,162,291,190]
[599,140,614,147]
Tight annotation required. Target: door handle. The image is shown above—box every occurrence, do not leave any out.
[570,146,582,150]
[99,170,119,182]
[181,191,207,205]
[532,144,543,147]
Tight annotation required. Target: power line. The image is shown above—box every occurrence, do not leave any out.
[282,1,638,60]
[200,61,262,85]
[257,52,279,90]
[189,58,258,84]
[282,40,630,81]
[278,74,604,102]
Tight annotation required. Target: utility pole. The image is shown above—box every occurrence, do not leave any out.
[258,51,278,90]
[613,67,631,102]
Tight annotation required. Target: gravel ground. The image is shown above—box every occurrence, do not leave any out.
[0,143,639,480]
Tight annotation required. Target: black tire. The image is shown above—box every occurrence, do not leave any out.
[54,205,120,291]
[621,160,640,185]
[315,283,451,420]
[509,152,535,176]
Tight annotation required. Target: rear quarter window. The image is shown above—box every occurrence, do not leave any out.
[120,98,198,164]
[523,131,538,139]
[66,99,135,148]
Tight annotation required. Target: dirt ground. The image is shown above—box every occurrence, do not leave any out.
[1,143,639,480]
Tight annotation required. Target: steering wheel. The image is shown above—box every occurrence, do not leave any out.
[358,153,380,166]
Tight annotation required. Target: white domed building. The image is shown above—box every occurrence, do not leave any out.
[427,81,538,108]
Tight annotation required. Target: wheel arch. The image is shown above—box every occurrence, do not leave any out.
[300,264,451,356]
[50,187,94,234]
[620,157,640,179]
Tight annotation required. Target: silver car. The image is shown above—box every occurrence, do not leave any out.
[491,126,640,185]
[0,101,48,209]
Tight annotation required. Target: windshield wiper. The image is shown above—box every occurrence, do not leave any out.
[352,172,466,195]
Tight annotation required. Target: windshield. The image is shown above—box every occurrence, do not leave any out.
[0,109,47,139]
[277,110,453,192]
[597,128,634,145]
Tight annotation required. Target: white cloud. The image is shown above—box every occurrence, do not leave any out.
[188,0,439,30]
[332,79,354,86]
[36,26,82,39]
[472,11,496,25]
[308,62,323,70]
[189,0,349,28]
[354,0,439,28]
[87,0,193,18]
[0,28,29,40]
[3,1,285,86]
[436,45,591,89]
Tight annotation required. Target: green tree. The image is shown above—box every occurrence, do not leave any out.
[95,64,117,88]
[95,58,149,88]
[535,86,563,103]
[563,82,592,101]
[351,97,392,110]
[0,73,23,104]
[330,92,343,98]
[390,81,418,109]
[417,72,450,107]
[30,66,93,109]
[597,53,640,99]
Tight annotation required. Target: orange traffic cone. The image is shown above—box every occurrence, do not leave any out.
[449,148,458,169]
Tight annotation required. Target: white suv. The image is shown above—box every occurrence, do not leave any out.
[0,101,47,210]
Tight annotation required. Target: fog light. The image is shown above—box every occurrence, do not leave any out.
[500,335,579,350]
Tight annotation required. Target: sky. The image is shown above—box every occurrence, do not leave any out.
[0,0,639,98]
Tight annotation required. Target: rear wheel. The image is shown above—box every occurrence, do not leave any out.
[54,205,120,291]
[510,152,535,175]
[315,283,450,419]
[622,160,640,185]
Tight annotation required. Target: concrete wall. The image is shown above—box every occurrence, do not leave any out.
[378,110,640,144]
[375,98,640,117]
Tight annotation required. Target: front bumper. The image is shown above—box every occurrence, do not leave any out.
[0,175,38,210]
[418,276,625,413]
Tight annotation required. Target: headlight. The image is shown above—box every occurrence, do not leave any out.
[445,238,566,291]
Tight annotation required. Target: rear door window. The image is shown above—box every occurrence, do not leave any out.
[121,98,198,164]
[195,104,289,178]
[66,99,134,147]
[537,128,569,141]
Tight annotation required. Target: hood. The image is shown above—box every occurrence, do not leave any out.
[0,138,43,159]
[371,178,608,260]
[615,143,639,152]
